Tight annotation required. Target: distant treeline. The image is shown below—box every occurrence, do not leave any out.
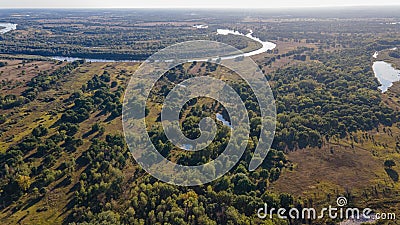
[0,49,150,61]
[0,34,259,61]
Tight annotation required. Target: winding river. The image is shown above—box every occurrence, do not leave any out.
[52,29,276,62]
[0,23,17,34]
[216,29,276,59]
[0,24,275,63]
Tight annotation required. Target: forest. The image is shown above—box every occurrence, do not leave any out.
[0,8,400,225]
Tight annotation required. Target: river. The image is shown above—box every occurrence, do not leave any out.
[372,61,400,93]
[50,56,141,63]
[216,29,276,59]
[51,29,276,62]
[0,23,17,34]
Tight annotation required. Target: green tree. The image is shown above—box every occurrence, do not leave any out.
[384,159,396,169]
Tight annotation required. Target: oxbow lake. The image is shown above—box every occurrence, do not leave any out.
[372,61,400,93]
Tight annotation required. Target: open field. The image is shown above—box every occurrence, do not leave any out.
[0,60,66,95]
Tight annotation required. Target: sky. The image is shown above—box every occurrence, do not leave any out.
[1,0,400,8]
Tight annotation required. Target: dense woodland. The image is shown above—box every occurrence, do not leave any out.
[0,10,261,60]
[0,8,400,225]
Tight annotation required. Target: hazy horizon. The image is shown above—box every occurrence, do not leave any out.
[1,0,400,9]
